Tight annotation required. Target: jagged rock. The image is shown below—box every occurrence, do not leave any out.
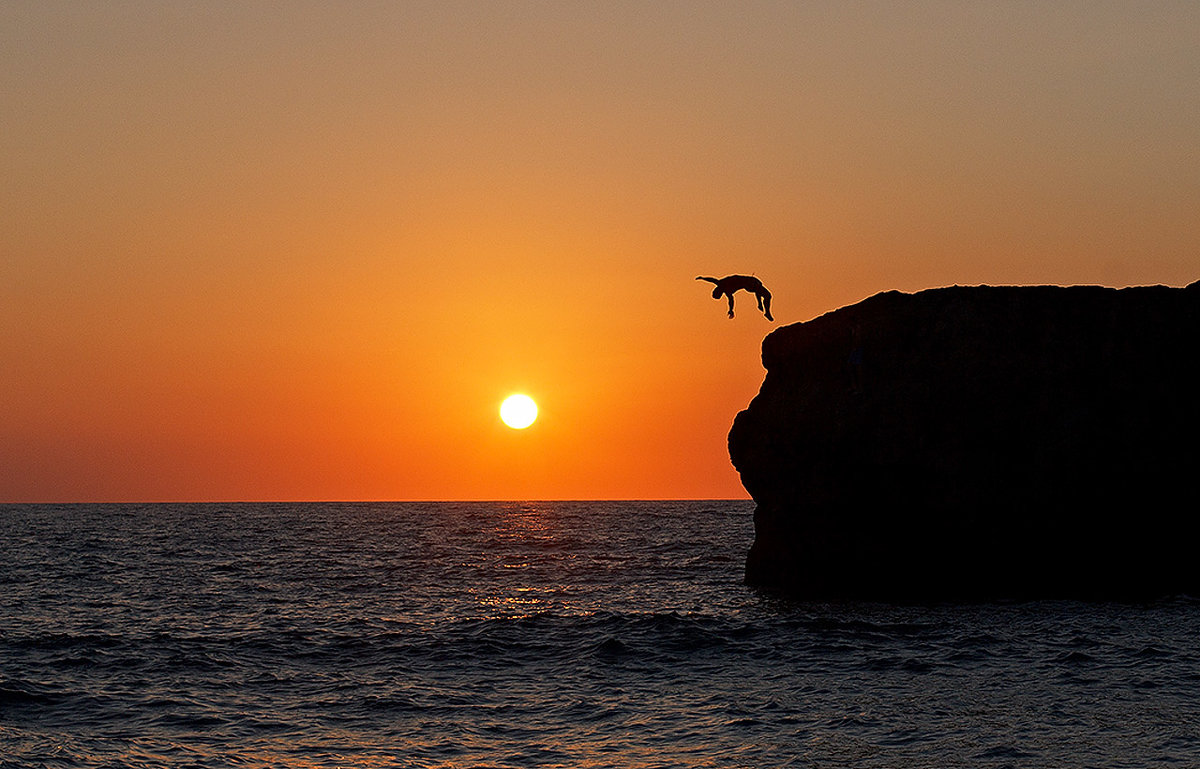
[729,282,1200,600]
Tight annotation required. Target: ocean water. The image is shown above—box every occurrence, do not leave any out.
[2,502,1199,768]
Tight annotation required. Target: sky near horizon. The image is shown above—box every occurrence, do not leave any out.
[3,2,1199,502]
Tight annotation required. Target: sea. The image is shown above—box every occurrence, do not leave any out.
[2,501,1199,768]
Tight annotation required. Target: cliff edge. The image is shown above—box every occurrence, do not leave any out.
[729,282,1200,600]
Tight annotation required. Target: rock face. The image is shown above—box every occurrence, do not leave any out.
[729,282,1200,600]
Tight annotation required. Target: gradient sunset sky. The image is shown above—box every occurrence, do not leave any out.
[4,2,1198,502]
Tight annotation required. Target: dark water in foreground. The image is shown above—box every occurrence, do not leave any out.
[2,502,1199,768]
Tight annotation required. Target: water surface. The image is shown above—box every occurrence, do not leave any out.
[2,502,1198,767]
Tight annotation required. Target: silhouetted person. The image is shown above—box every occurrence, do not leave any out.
[696,275,773,321]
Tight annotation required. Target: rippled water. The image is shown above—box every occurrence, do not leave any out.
[2,502,1199,768]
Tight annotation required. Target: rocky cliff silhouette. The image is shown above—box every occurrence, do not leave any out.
[729,282,1200,600]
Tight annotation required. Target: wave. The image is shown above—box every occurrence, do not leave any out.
[0,678,63,707]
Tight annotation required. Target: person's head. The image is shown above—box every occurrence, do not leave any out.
[712,287,722,299]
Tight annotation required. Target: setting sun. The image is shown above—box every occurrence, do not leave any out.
[500,394,538,429]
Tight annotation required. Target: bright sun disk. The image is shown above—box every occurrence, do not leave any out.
[500,394,538,429]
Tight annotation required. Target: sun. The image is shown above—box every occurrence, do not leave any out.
[500,394,538,429]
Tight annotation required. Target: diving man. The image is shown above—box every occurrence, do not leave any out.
[696,275,773,321]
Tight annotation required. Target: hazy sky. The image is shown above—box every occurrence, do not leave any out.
[3,1,1198,501]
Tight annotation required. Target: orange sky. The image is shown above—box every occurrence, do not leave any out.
[3,2,1198,501]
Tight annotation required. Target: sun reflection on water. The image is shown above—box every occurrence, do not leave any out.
[467,502,581,619]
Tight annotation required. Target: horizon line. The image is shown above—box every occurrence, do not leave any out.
[0,497,753,505]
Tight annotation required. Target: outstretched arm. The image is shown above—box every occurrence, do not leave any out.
[695,276,720,285]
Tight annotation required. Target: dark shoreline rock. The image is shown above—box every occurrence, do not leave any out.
[729,282,1200,600]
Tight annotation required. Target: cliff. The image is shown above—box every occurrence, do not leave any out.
[729,282,1200,600]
